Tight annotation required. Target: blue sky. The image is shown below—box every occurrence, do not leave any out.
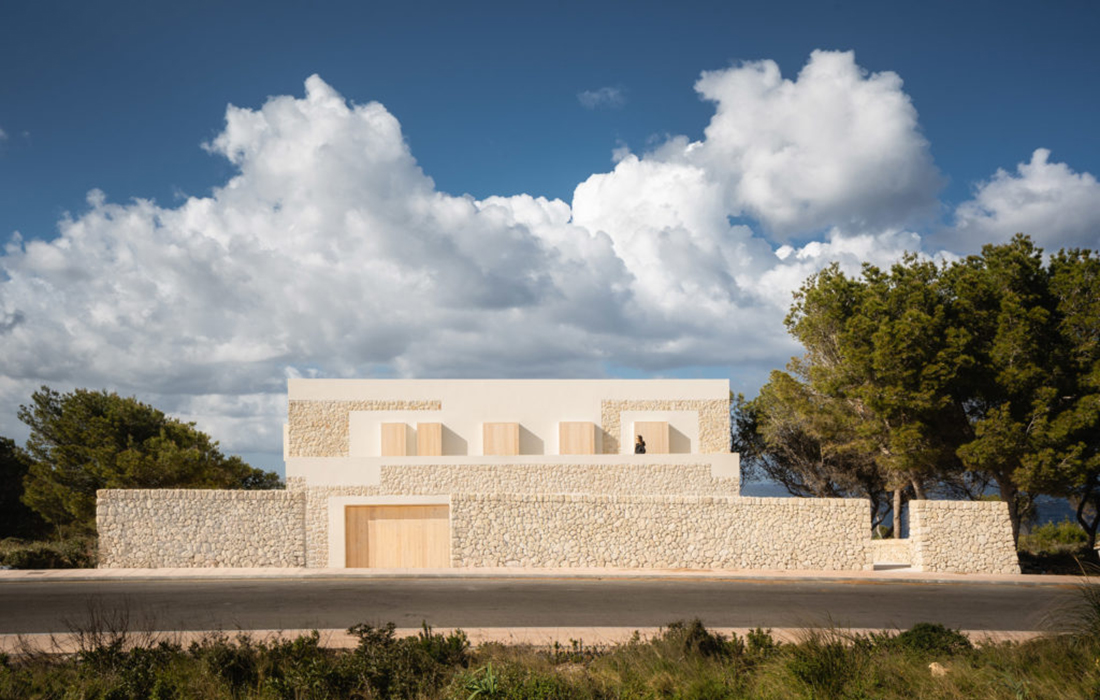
[1,0,1098,472]
[3,0,1097,240]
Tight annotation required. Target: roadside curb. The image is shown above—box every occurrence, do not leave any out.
[0,626,1051,655]
[0,567,1083,587]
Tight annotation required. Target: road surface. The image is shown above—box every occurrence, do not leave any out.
[0,577,1079,634]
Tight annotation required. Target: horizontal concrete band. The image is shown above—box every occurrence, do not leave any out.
[0,567,1077,586]
[0,627,1047,655]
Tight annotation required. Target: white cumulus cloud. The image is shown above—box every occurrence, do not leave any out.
[949,148,1100,251]
[3,73,796,455]
[692,50,943,237]
[5,51,1088,465]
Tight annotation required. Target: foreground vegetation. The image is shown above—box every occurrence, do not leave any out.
[1018,520,1100,574]
[0,534,96,569]
[3,616,1100,700]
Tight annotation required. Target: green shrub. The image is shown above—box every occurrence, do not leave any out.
[346,622,470,699]
[660,619,734,659]
[464,662,499,699]
[262,632,351,699]
[745,626,781,662]
[785,633,860,699]
[188,633,263,690]
[77,640,183,699]
[494,666,577,700]
[887,622,973,656]
[1019,519,1089,554]
[0,535,97,569]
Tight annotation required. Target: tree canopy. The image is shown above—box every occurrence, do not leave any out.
[20,387,282,533]
[1,436,48,539]
[738,235,1100,545]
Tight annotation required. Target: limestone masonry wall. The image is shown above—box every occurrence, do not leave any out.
[97,490,305,568]
[288,399,441,457]
[869,538,912,565]
[291,461,739,567]
[909,500,1020,574]
[380,462,739,496]
[450,494,871,570]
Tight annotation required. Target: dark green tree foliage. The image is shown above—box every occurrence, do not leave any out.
[787,254,974,498]
[948,238,1059,542]
[743,236,1100,545]
[733,379,893,529]
[0,436,48,538]
[20,387,282,532]
[1017,248,1100,545]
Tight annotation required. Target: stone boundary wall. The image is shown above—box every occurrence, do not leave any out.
[600,399,729,454]
[909,500,1020,574]
[287,399,442,457]
[869,538,912,565]
[97,490,306,568]
[450,494,871,571]
[95,490,1022,575]
[294,461,739,567]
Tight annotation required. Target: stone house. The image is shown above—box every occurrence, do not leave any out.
[97,379,1020,574]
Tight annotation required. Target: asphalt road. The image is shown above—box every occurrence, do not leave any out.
[0,578,1080,634]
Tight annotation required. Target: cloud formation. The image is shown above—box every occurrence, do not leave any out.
[0,52,1095,464]
[578,86,626,109]
[693,50,943,237]
[950,148,1100,251]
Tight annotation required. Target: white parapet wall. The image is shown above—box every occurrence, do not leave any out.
[97,489,306,568]
[450,493,873,571]
[285,379,732,458]
[909,500,1021,574]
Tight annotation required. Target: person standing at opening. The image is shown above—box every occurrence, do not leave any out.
[634,435,646,454]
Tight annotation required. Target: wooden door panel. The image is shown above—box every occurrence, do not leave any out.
[345,505,449,568]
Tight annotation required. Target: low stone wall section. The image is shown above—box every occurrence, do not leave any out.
[909,500,1020,574]
[869,538,912,565]
[293,461,739,567]
[97,489,306,568]
[450,494,872,571]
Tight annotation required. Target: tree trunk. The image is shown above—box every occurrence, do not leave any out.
[910,478,926,501]
[997,476,1022,546]
[1075,486,1099,551]
[893,488,902,539]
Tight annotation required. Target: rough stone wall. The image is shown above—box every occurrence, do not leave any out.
[869,538,912,565]
[909,500,1020,574]
[380,462,738,497]
[297,461,740,567]
[600,399,729,454]
[287,400,441,457]
[97,490,305,568]
[451,494,870,570]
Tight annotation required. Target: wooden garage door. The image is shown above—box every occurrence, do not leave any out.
[345,505,450,568]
